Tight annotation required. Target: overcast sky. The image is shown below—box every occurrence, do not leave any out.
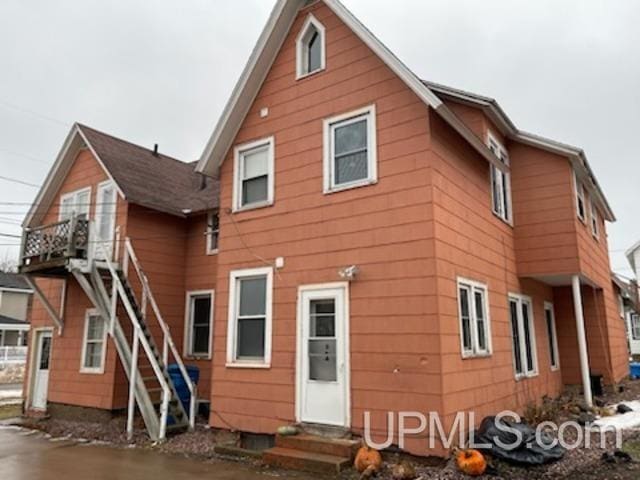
[0,0,638,276]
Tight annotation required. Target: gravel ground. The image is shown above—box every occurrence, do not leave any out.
[11,379,640,479]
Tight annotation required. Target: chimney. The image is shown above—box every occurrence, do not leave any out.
[153,144,159,157]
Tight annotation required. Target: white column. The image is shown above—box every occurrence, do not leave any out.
[572,275,593,408]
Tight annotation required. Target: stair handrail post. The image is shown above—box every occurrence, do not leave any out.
[67,213,78,258]
[127,326,140,440]
[124,237,197,429]
[113,225,121,264]
[159,387,169,441]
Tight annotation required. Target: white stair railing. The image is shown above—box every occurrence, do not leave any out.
[97,242,172,440]
[121,238,197,430]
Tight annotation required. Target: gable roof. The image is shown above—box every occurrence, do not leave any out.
[627,240,640,275]
[424,80,616,222]
[196,0,506,177]
[24,124,218,228]
[0,272,30,291]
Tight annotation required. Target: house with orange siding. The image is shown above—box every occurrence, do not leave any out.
[20,0,628,463]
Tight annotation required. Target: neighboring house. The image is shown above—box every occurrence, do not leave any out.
[0,272,31,349]
[625,243,640,355]
[20,0,628,460]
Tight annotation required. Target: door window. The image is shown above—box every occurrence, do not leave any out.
[308,299,337,382]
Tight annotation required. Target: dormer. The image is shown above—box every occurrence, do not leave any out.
[295,14,326,79]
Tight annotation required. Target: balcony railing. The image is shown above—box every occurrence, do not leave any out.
[0,346,27,366]
[20,216,90,271]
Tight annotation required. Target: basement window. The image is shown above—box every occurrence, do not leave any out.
[509,294,538,379]
[323,105,377,193]
[544,302,560,370]
[574,172,587,222]
[296,14,326,79]
[233,137,275,211]
[487,134,512,224]
[80,309,107,374]
[185,291,213,358]
[227,267,273,367]
[457,278,491,358]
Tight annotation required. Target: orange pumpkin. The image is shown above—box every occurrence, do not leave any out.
[354,445,383,474]
[456,449,486,476]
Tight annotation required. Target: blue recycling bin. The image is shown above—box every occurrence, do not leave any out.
[168,364,199,411]
[630,362,640,380]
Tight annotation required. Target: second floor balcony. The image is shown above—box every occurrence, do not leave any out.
[19,216,90,275]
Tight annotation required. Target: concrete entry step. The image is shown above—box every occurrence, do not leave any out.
[275,434,359,459]
[263,446,352,474]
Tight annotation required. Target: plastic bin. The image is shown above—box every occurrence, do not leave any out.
[630,362,640,380]
[168,364,199,411]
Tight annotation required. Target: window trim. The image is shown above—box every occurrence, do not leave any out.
[226,266,273,368]
[456,277,492,359]
[487,132,512,225]
[59,186,92,222]
[544,301,560,371]
[206,211,220,255]
[183,290,215,359]
[508,293,539,379]
[323,104,378,194]
[574,171,587,223]
[232,136,275,212]
[590,198,599,239]
[618,294,626,319]
[80,308,107,375]
[632,314,640,341]
[295,13,326,80]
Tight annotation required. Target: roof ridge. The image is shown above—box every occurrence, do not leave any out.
[77,123,191,167]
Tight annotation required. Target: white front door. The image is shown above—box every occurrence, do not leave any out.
[297,284,349,427]
[32,331,52,410]
[94,182,117,260]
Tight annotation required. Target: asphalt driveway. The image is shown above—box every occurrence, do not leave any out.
[0,427,317,480]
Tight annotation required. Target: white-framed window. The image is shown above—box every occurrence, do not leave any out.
[632,314,640,341]
[323,105,377,193]
[184,291,214,358]
[226,267,273,367]
[233,137,275,211]
[296,14,326,79]
[457,278,492,358]
[508,294,538,379]
[59,186,91,221]
[487,134,512,224]
[206,211,219,255]
[544,302,560,370]
[80,309,107,374]
[574,171,586,222]
[590,199,599,239]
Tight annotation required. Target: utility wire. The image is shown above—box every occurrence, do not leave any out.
[0,175,40,188]
[0,99,71,128]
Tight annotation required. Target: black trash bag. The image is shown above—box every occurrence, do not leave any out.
[616,403,633,414]
[473,416,565,465]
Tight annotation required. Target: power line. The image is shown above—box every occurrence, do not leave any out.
[0,233,21,239]
[0,148,51,166]
[0,175,41,188]
[0,99,71,129]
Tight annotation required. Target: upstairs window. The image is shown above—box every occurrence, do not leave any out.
[233,137,274,211]
[323,105,377,193]
[457,278,491,358]
[509,294,538,379]
[487,134,512,224]
[590,199,599,239]
[59,187,91,221]
[206,211,219,254]
[574,172,586,222]
[296,14,326,79]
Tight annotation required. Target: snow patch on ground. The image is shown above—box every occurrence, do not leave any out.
[593,401,640,431]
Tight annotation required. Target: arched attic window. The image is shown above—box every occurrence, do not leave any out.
[296,14,326,79]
